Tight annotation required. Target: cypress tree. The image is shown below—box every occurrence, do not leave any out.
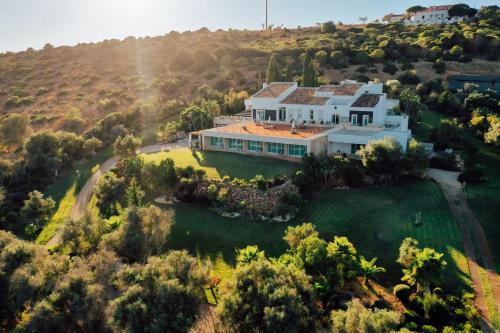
[284,63,294,82]
[302,53,315,87]
[266,53,282,83]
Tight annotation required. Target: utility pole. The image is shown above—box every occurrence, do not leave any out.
[265,0,268,30]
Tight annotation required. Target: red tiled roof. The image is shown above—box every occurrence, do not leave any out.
[318,84,362,96]
[428,5,453,12]
[280,88,330,105]
[351,94,381,108]
[253,82,295,98]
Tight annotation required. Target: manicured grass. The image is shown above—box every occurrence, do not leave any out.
[141,148,298,180]
[465,146,500,273]
[413,108,446,142]
[36,148,113,244]
[162,179,471,289]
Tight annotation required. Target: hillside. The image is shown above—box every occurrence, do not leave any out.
[0,22,499,144]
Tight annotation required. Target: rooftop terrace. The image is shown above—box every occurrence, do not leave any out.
[207,122,329,139]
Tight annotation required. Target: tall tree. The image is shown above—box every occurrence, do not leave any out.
[266,53,282,83]
[302,53,316,87]
[21,190,55,235]
[0,114,31,148]
[216,258,317,332]
[113,134,142,159]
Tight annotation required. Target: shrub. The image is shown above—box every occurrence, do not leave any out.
[429,153,459,171]
[382,63,398,75]
[99,98,118,111]
[397,71,420,85]
[5,95,33,108]
[36,87,50,96]
[432,59,446,74]
[369,49,385,60]
[393,284,412,301]
[321,21,337,33]
[449,45,464,57]
[458,168,484,184]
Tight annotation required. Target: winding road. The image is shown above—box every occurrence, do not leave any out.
[46,141,188,247]
[426,168,499,333]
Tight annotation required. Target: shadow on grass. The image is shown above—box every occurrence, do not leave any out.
[193,150,298,180]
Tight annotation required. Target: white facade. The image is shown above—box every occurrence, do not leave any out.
[195,80,412,160]
[404,5,464,25]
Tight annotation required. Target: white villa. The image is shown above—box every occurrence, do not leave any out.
[189,80,411,160]
[405,5,464,25]
[384,5,466,26]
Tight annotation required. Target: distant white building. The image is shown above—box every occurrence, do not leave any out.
[385,13,406,23]
[404,5,464,25]
[189,80,412,160]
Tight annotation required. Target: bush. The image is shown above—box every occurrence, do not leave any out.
[397,71,420,85]
[429,153,459,171]
[321,21,337,33]
[393,284,412,301]
[5,95,34,108]
[458,168,484,184]
[382,63,398,75]
[432,59,446,74]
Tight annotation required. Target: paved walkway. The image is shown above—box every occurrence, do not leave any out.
[46,141,188,247]
[426,168,499,333]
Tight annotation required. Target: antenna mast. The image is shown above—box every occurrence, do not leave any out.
[265,0,268,30]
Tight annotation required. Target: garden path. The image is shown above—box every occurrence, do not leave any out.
[426,168,499,333]
[45,140,188,247]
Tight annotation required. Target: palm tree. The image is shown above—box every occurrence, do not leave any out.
[236,245,265,266]
[359,256,386,289]
[402,248,447,291]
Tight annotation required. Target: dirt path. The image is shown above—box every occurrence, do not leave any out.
[46,141,188,247]
[426,168,499,332]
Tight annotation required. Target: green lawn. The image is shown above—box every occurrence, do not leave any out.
[465,146,500,273]
[141,148,298,180]
[36,148,113,244]
[162,179,471,289]
[413,108,446,142]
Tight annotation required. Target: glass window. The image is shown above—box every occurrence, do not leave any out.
[256,110,265,121]
[279,108,286,121]
[267,142,285,155]
[248,141,263,152]
[210,137,224,148]
[332,114,339,124]
[228,138,243,150]
[309,110,314,120]
[362,115,369,126]
[351,114,358,125]
[288,144,307,157]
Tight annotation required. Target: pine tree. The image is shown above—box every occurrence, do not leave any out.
[302,53,315,87]
[266,53,282,83]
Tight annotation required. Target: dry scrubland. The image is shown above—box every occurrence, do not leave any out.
[1,25,499,145]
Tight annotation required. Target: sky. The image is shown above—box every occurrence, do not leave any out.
[0,0,496,52]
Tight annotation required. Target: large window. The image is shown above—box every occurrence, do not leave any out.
[332,114,339,124]
[228,138,243,150]
[248,140,263,152]
[351,114,358,125]
[210,137,224,148]
[279,108,286,121]
[362,115,370,126]
[267,142,285,155]
[288,144,307,157]
[256,110,265,121]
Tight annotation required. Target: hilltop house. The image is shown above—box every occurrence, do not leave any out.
[189,80,411,160]
[405,5,464,25]
[384,5,465,26]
